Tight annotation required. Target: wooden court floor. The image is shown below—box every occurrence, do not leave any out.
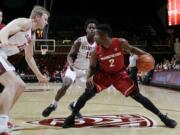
[8,83,180,135]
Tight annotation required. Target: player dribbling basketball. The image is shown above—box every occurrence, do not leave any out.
[62,24,177,128]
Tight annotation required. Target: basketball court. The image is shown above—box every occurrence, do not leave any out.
[8,83,180,135]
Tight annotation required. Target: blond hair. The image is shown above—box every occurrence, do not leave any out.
[30,5,50,18]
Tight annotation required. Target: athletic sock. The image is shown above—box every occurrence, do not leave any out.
[0,115,9,132]
[52,99,58,108]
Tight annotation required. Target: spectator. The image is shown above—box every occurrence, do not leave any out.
[54,70,63,83]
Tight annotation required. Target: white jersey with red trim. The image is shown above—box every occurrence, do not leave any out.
[73,36,96,70]
[0,28,33,57]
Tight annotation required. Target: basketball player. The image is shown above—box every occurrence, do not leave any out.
[0,5,49,135]
[62,24,177,128]
[42,19,98,118]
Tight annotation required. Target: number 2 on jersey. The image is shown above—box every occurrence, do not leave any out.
[109,59,115,67]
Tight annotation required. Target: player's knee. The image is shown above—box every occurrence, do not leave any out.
[130,90,140,98]
[14,81,26,93]
[63,77,73,88]
[83,87,96,99]
[130,90,145,103]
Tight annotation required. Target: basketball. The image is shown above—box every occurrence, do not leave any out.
[137,54,155,72]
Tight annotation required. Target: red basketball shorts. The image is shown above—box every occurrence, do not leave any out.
[93,70,136,97]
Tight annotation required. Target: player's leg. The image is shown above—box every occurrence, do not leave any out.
[129,67,138,87]
[113,70,177,128]
[42,66,75,117]
[130,90,177,128]
[0,57,25,134]
[62,71,111,128]
[0,71,25,134]
[68,69,88,119]
[62,87,97,128]
[55,77,73,102]
[42,77,73,117]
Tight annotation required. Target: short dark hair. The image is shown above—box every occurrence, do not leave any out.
[84,18,98,29]
[96,24,112,36]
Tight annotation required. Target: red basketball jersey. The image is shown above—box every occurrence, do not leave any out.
[96,38,125,73]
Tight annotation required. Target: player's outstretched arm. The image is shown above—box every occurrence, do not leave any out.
[67,38,81,69]
[25,39,48,83]
[120,38,147,56]
[0,18,31,47]
[86,49,97,88]
[87,49,97,78]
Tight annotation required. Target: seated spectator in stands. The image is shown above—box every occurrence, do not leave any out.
[174,59,180,70]
[154,64,160,72]
[51,70,63,83]
[163,59,169,71]
[174,55,180,70]
[170,56,176,70]
[51,71,56,82]
[154,55,180,72]
[55,70,63,83]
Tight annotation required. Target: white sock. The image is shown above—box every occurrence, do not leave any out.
[73,101,76,107]
[0,115,9,131]
[52,99,58,108]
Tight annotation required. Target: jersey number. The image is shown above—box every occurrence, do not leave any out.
[109,59,115,67]
[86,52,90,59]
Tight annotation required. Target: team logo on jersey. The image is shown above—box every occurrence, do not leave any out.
[27,114,154,128]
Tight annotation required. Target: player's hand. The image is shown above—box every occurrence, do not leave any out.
[37,75,48,83]
[86,76,94,89]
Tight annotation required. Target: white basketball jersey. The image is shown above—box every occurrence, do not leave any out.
[73,36,96,70]
[0,29,33,57]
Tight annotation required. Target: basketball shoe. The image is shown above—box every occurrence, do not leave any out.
[160,114,177,128]
[68,102,82,118]
[42,104,56,117]
[62,114,75,128]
